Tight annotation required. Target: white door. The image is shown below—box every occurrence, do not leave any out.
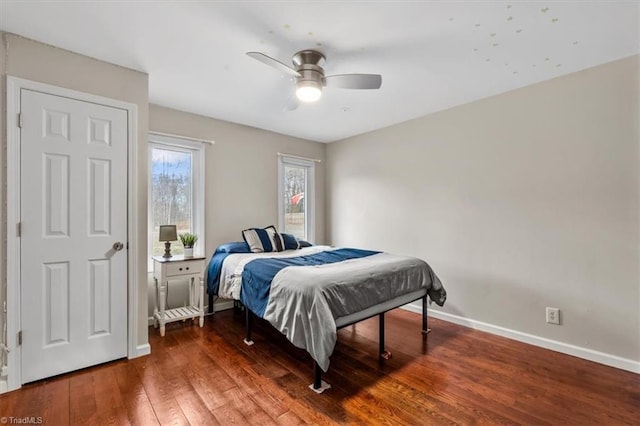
[20,89,128,383]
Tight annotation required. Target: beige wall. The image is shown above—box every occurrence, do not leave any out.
[148,105,326,314]
[326,56,639,364]
[0,33,150,372]
[149,104,326,249]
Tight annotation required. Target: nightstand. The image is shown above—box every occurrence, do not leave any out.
[152,255,206,336]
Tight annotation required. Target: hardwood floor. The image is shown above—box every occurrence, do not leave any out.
[2,308,638,425]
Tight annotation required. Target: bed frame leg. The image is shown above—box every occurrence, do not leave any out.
[208,293,214,314]
[379,313,392,360]
[314,363,322,389]
[309,362,331,394]
[422,296,431,335]
[243,308,254,346]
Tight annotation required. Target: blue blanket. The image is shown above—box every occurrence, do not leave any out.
[206,251,230,295]
[206,242,251,295]
[240,248,378,317]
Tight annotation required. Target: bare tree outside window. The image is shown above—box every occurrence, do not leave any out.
[151,147,193,256]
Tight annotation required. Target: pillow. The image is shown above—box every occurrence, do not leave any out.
[215,241,250,254]
[298,240,313,248]
[265,226,285,252]
[242,225,284,253]
[280,233,300,250]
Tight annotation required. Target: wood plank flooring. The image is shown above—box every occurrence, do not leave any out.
[2,308,638,425]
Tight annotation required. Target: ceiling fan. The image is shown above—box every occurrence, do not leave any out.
[247,49,382,110]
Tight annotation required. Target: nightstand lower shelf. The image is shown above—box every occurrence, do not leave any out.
[155,306,202,324]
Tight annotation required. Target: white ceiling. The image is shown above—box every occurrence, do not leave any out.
[1,1,638,143]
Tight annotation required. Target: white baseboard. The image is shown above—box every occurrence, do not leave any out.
[402,304,640,374]
[133,344,151,358]
[211,300,235,312]
[147,300,235,326]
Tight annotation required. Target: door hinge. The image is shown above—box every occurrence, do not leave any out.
[18,113,23,128]
[17,222,21,237]
[17,331,22,346]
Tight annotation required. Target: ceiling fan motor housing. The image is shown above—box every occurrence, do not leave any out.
[293,50,326,88]
[292,49,325,67]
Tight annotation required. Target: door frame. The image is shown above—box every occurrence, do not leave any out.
[5,76,140,392]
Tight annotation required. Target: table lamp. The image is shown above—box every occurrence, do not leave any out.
[159,225,178,258]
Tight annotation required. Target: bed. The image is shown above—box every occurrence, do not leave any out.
[206,234,446,393]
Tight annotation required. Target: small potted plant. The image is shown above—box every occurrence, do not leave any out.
[179,233,198,257]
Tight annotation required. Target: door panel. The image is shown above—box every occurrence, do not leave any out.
[89,158,112,235]
[89,259,111,337]
[20,89,128,383]
[44,153,70,236]
[43,262,70,345]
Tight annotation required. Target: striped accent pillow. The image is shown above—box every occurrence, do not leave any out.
[264,225,284,252]
[242,226,284,253]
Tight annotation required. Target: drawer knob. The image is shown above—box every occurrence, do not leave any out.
[179,267,183,271]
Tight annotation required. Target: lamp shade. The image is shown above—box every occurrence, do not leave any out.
[158,225,177,242]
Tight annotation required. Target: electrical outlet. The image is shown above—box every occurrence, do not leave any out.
[546,307,560,325]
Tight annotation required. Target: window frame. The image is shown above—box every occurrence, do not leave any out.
[148,133,205,270]
[278,155,315,243]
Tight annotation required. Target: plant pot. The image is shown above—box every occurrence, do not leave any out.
[184,247,194,258]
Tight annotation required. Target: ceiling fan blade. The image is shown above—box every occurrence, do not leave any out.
[247,52,301,77]
[324,74,382,89]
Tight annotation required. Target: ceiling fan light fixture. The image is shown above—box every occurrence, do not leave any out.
[296,80,322,102]
[246,48,381,110]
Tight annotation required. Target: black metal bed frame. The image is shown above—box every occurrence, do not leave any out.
[208,293,215,314]
[241,294,431,392]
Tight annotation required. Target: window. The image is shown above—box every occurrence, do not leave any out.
[148,133,205,269]
[278,155,315,242]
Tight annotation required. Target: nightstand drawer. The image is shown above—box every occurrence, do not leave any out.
[165,261,201,277]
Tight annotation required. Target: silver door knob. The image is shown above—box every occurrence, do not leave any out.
[113,242,124,251]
